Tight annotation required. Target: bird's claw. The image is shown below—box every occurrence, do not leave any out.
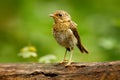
[59,60,68,64]
[65,62,72,66]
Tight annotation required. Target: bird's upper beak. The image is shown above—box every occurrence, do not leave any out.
[50,14,54,17]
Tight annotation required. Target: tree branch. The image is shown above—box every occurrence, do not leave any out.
[0,61,120,80]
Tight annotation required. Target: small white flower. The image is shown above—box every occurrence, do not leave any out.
[18,46,37,58]
[99,38,116,49]
[38,54,57,63]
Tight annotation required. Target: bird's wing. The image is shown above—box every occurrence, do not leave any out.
[69,21,88,53]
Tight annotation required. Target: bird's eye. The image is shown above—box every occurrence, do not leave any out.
[58,14,62,17]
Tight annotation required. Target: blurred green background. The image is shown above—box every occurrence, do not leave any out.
[0,0,120,63]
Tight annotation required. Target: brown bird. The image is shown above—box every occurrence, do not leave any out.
[50,10,88,66]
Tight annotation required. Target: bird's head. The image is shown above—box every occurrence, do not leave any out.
[50,10,71,23]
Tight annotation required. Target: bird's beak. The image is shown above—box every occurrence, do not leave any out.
[50,14,54,17]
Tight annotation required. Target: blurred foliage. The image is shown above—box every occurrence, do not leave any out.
[0,0,120,63]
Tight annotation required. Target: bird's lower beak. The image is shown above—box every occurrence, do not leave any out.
[50,14,54,17]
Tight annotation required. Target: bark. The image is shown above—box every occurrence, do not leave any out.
[0,61,120,80]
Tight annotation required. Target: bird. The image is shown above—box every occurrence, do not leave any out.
[50,10,88,66]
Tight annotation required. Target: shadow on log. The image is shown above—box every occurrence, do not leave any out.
[0,61,120,80]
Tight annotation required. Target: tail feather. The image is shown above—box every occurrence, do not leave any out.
[77,44,88,54]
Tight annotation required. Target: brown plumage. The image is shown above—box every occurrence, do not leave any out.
[50,10,88,65]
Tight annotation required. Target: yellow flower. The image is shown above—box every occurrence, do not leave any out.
[18,46,37,58]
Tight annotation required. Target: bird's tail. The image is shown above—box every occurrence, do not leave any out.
[77,43,88,54]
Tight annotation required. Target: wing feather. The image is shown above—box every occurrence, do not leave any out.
[69,21,88,53]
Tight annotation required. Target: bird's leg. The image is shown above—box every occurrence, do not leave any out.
[66,50,73,66]
[63,49,68,62]
[60,49,68,64]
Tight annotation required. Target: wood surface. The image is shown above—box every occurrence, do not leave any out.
[0,61,120,80]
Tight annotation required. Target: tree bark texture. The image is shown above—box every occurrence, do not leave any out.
[0,61,120,80]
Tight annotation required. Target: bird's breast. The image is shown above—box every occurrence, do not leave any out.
[53,22,70,31]
[53,24,77,48]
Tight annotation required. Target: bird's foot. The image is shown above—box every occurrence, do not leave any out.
[65,61,73,66]
[65,62,71,66]
[59,60,68,64]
